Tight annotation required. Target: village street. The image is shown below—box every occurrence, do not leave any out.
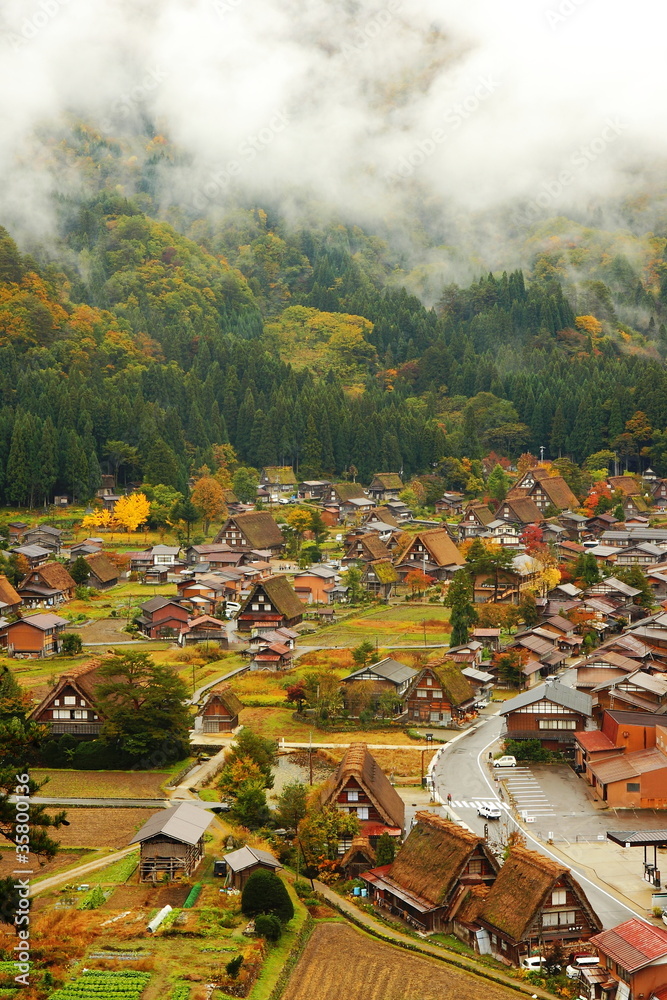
[430,711,660,931]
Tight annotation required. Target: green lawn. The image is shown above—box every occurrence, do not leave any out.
[310,603,452,646]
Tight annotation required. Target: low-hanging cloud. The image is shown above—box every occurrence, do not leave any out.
[0,0,665,263]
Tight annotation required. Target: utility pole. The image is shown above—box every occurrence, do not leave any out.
[309,730,313,785]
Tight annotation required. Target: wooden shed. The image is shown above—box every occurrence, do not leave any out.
[220,845,282,889]
[197,684,243,733]
[129,803,215,881]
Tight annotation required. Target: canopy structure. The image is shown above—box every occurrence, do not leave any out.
[607,831,667,885]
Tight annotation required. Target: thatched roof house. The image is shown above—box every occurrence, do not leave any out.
[319,744,405,846]
[236,575,304,632]
[361,812,499,932]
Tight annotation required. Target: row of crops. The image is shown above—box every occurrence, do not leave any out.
[169,984,190,999]
[49,970,151,1000]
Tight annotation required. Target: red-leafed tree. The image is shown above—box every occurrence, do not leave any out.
[405,568,435,596]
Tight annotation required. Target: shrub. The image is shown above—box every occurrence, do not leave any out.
[241,870,294,923]
[225,956,243,979]
[254,913,282,941]
[61,632,83,655]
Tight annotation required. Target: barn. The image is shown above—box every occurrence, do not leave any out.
[129,803,215,881]
[197,684,243,733]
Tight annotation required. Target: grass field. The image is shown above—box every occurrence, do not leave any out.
[32,769,170,798]
[281,922,522,1000]
[42,808,151,849]
[312,604,452,646]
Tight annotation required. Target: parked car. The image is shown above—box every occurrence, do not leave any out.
[477,803,502,819]
[493,755,517,768]
[225,601,241,614]
[566,955,599,978]
[521,956,560,972]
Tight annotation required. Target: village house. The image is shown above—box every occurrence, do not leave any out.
[590,918,667,1000]
[461,666,495,707]
[480,520,523,548]
[435,492,465,516]
[585,729,667,808]
[607,475,643,497]
[248,639,293,671]
[593,669,667,717]
[361,560,398,598]
[292,565,339,604]
[297,480,331,501]
[83,552,119,590]
[393,527,465,583]
[341,657,417,713]
[574,649,638,696]
[179,614,231,648]
[458,503,496,539]
[7,521,28,545]
[651,478,667,508]
[319,743,405,851]
[325,482,369,507]
[236,575,304,632]
[496,496,543,526]
[0,575,21,615]
[471,554,541,605]
[0,612,68,657]
[176,576,228,615]
[130,802,215,882]
[22,525,63,554]
[340,837,377,880]
[509,466,552,493]
[195,684,243,733]
[361,813,499,933]
[343,531,393,566]
[403,662,475,726]
[575,709,667,785]
[525,475,579,513]
[136,597,190,638]
[70,538,104,560]
[361,506,400,530]
[18,562,76,608]
[219,846,282,889]
[29,659,105,735]
[499,680,593,756]
[367,473,404,502]
[471,847,602,965]
[13,544,51,568]
[259,465,297,501]
[214,511,285,555]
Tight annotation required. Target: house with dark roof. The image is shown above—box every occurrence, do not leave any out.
[214,512,285,555]
[22,525,63,554]
[220,845,282,889]
[593,670,667,716]
[18,562,76,608]
[248,640,294,671]
[13,544,51,568]
[130,802,216,881]
[342,656,417,701]
[83,553,119,590]
[367,473,404,502]
[496,497,544,526]
[195,684,243,733]
[319,744,405,849]
[236,575,303,632]
[361,812,499,933]
[393,528,464,582]
[590,918,667,1000]
[499,680,593,755]
[0,612,68,657]
[435,492,466,516]
[404,662,475,726]
[136,597,190,638]
[526,475,579,513]
[344,531,393,566]
[473,846,601,965]
[297,480,331,501]
[29,659,105,735]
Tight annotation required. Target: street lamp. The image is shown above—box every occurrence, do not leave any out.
[539,445,545,462]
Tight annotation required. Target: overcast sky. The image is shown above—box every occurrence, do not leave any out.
[0,0,664,245]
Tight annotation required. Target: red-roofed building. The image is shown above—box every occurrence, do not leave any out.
[574,729,622,783]
[590,918,667,1000]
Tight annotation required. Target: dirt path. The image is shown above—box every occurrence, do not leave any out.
[28,846,137,897]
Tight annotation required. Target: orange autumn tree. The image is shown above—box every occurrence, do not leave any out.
[191,476,227,534]
[582,482,613,516]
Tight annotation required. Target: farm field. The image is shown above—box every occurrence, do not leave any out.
[281,923,521,1000]
[239,706,436,746]
[312,604,452,646]
[33,769,170,799]
[41,808,154,849]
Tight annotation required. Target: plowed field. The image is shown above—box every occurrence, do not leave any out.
[281,923,519,1000]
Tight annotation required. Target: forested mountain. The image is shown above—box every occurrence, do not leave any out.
[3,168,667,507]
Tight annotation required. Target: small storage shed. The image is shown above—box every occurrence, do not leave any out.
[129,802,215,881]
[220,845,282,889]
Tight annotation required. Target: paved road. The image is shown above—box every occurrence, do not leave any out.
[431,714,648,929]
[21,796,168,808]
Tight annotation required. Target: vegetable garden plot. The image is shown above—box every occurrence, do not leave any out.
[49,969,151,1000]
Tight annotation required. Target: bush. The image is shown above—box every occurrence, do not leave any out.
[292,880,312,899]
[254,913,282,941]
[225,956,243,979]
[241,869,294,923]
[61,632,83,655]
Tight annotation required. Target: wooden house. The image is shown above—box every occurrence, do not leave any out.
[590,918,667,1000]
[29,659,105,735]
[0,612,68,657]
[236,575,303,632]
[22,525,63,554]
[297,480,331,501]
[592,669,667,716]
[459,504,496,539]
[319,743,405,849]
[83,553,118,590]
[361,560,398,598]
[525,475,579,513]
[220,846,282,889]
[607,475,642,496]
[342,657,417,707]
[499,680,593,755]
[130,802,215,881]
[367,473,404,502]
[362,507,400,529]
[471,553,541,605]
[13,544,50,568]
[196,684,243,733]
[361,813,499,933]
[248,640,293,671]
[473,846,601,964]
[259,466,297,501]
[0,575,21,615]
[292,565,339,604]
[344,531,393,566]
[325,482,369,507]
[180,614,230,647]
[7,522,28,545]
[214,512,285,555]
[393,528,464,582]
[136,597,190,638]
[340,836,377,879]
[18,562,76,608]
[586,739,667,808]
[435,493,465,516]
[403,662,475,726]
[496,497,543,526]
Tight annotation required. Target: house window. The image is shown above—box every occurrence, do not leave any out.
[432,690,442,698]
[357,807,369,820]
[543,910,575,927]
[551,890,566,906]
[252,604,259,611]
[426,677,432,686]
[468,859,482,874]
[417,690,428,698]
[54,699,60,706]
[626,782,640,792]
[63,696,76,706]
[347,791,359,802]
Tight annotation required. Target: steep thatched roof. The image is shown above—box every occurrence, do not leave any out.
[389,812,496,907]
[394,528,464,569]
[347,533,392,562]
[319,744,404,830]
[340,836,376,868]
[407,662,474,708]
[332,482,368,502]
[370,473,403,490]
[201,683,243,717]
[365,507,400,528]
[502,497,543,524]
[478,847,567,941]
[366,560,398,584]
[238,574,304,621]
[84,553,118,584]
[534,476,578,510]
[262,466,297,485]
[216,512,285,549]
[24,561,76,592]
[0,574,20,607]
